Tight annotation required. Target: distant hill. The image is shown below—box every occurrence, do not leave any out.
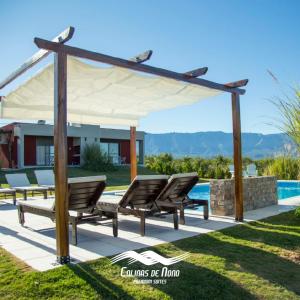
[145,132,298,159]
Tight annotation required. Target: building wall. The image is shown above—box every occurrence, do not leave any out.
[0,139,18,168]
[210,176,278,216]
[120,140,130,163]
[0,124,18,168]
[3,123,145,168]
[24,136,36,166]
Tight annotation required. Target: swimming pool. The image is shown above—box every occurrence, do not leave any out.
[188,180,300,201]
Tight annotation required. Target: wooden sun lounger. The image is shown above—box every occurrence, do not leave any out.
[97,175,179,236]
[5,173,48,200]
[34,169,55,191]
[155,172,209,225]
[17,176,107,245]
[0,187,17,205]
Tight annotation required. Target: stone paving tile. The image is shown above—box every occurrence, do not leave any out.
[0,198,299,271]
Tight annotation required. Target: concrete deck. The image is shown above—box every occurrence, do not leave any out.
[0,196,299,271]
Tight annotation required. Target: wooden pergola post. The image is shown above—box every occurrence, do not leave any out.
[231,92,243,221]
[54,50,70,263]
[130,126,137,181]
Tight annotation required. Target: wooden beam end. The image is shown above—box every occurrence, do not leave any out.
[225,79,249,88]
[58,26,75,43]
[130,50,153,63]
[184,67,208,78]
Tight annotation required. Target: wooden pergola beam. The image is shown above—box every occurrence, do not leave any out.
[0,27,74,90]
[130,126,137,181]
[54,50,69,264]
[225,79,248,88]
[130,50,153,63]
[231,92,243,221]
[184,67,208,78]
[34,38,246,95]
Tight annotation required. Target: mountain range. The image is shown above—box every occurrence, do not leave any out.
[144,132,298,159]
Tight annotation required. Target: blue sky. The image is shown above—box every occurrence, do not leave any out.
[0,0,299,134]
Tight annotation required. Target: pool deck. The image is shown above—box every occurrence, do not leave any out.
[0,196,299,272]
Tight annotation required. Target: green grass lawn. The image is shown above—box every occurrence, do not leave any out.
[0,211,299,299]
[0,166,209,197]
[0,166,157,193]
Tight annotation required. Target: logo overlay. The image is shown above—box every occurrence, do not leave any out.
[111,250,189,285]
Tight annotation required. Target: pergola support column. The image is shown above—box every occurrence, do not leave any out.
[231,92,243,221]
[54,50,70,263]
[130,126,137,181]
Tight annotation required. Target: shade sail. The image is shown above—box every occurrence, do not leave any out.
[1,57,221,126]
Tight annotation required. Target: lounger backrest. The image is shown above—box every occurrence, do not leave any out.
[120,175,169,209]
[34,169,55,186]
[156,172,199,203]
[68,176,106,213]
[5,173,30,188]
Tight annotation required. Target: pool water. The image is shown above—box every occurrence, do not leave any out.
[188,181,300,202]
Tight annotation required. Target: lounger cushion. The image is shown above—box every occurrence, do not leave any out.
[15,186,48,191]
[97,195,122,212]
[6,173,31,188]
[18,198,54,211]
[40,184,55,189]
[168,172,198,181]
[68,175,106,184]
[133,175,169,181]
[34,170,55,186]
[0,188,15,193]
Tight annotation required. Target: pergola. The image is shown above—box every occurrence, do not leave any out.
[0,27,248,264]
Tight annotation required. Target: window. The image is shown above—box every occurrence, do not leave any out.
[36,137,53,166]
[100,142,109,154]
[100,142,120,164]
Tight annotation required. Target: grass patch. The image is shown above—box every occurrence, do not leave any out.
[0,211,299,299]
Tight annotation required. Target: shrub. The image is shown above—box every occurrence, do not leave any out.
[82,143,115,172]
[145,154,231,179]
[145,153,174,175]
[295,207,300,218]
[263,156,300,180]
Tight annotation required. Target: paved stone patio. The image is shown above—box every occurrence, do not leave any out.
[0,196,299,271]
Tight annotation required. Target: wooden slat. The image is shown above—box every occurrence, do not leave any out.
[130,126,137,181]
[69,203,91,210]
[184,67,208,78]
[0,27,74,90]
[70,181,102,190]
[225,79,248,88]
[70,192,94,201]
[54,50,69,263]
[34,38,246,95]
[130,50,152,63]
[231,92,243,221]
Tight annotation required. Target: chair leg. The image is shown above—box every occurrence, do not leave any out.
[179,206,185,225]
[23,191,27,200]
[113,213,118,237]
[18,206,25,226]
[173,209,178,230]
[140,212,145,236]
[44,190,47,199]
[204,204,209,220]
[72,221,78,245]
[13,193,16,205]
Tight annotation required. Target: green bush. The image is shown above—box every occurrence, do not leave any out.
[263,156,300,180]
[145,154,231,179]
[295,207,300,218]
[145,154,300,180]
[82,143,116,172]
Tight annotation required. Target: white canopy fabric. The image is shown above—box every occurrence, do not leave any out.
[1,57,222,126]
